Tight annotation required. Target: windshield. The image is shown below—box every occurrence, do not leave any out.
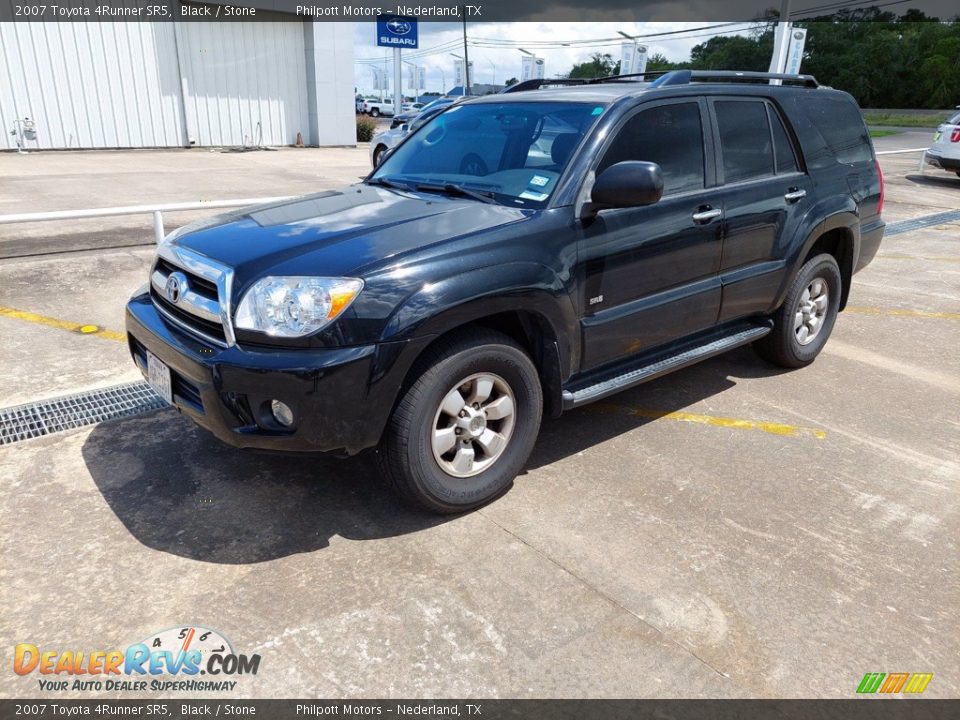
[370,101,606,207]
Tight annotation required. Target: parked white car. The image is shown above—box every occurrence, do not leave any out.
[924,109,960,178]
[361,99,395,118]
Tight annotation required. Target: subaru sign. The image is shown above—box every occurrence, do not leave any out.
[377,15,419,49]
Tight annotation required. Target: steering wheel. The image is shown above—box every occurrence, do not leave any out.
[459,153,489,176]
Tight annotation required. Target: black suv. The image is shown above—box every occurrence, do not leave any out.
[126,70,884,513]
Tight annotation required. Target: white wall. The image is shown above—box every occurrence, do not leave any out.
[0,22,185,149]
[0,20,355,150]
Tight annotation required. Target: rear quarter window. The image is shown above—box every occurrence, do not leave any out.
[802,93,873,165]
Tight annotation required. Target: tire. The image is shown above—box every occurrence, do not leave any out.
[754,253,842,369]
[370,108,380,118]
[373,145,387,167]
[377,328,543,514]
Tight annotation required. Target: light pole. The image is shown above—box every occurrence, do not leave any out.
[461,11,471,97]
[486,58,496,86]
[440,68,446,95]
[768,0,793,84]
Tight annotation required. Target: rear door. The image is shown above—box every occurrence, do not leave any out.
[577,98,723,371]
[707,97,814,322]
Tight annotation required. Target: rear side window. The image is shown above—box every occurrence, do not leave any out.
[598,102,705,195]
[803,94,872,164]
[949,112,960,125]
[769,106,799,174]
[715,100,774,183]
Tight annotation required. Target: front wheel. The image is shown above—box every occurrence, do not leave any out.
[377,329,543,514]
[754,253,842,368]
[373,144,387,167]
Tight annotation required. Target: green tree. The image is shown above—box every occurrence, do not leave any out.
[645,53,682,72]
[569,52,620,79]
[505,77,519,87]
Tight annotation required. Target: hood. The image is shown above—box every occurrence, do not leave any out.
[170,185,529,286]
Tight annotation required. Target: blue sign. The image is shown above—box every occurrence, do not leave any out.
[377,15,418,49]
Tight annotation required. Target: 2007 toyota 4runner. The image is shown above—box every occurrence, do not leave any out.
[126,70,885,513]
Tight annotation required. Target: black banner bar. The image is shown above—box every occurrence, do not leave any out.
[2,700,960,720]
[1,0,959,23]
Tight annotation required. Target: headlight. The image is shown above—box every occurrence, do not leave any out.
[234,276,363,338]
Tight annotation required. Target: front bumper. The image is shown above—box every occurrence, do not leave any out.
[126,293,423,454]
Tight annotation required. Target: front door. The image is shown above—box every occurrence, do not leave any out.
[577,99,723,371]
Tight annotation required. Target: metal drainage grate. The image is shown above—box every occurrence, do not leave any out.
[0,382,166,446]
[885,209,960,237]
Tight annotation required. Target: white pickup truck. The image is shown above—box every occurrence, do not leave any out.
[360,99,396,118]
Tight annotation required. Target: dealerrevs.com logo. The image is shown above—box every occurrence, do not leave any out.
[14,626,261,693]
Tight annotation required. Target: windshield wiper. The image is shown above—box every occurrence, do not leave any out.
[366,177,412,191]
[414,182,498,205]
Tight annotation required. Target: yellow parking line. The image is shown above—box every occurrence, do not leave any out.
[590,403,827,439]
[845,306,960,321]
[0,305,126,342]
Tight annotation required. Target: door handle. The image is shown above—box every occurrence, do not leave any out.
[784,188,807,202]
[691,207,722,224]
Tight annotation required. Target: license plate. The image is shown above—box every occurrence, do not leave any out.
[146,351,173,405]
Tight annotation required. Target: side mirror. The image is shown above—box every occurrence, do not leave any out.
[399,123,410,133]
[583,161,664,219]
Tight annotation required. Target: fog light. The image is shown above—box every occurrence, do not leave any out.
[270,400,294,427]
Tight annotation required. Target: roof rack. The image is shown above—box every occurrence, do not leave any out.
[500,72,670,94]
[500,78,589,94]
[651,70,819,88]
[500,70,819,95]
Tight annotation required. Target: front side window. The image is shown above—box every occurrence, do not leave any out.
[715,100,775,183]
[371,101,605,207]
[597,102,706,195]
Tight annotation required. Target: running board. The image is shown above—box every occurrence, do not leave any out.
[562,323,772,409]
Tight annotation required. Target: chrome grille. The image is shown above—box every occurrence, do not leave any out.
[150,245,235,347]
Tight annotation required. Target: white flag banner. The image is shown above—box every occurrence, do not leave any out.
[521,55,546,82]
[785,28,807,75]
[620,43,648,77]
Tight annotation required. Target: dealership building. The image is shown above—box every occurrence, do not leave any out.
[0,17,356,150]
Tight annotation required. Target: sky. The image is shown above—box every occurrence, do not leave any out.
[352,21,759,97]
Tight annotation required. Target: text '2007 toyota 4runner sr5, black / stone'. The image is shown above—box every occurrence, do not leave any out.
[126,70,884,514]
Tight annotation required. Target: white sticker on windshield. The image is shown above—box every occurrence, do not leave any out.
[529,175,550,188]
[519,190,549,201]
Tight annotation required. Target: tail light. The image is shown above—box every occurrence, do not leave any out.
[875,160,884,216]
[950,129,960,143]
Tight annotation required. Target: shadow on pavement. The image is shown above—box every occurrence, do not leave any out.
[904,172,960,187]
[81,411,451,565]
[82,346,783,564]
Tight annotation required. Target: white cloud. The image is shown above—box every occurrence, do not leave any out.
[352,21,755,96]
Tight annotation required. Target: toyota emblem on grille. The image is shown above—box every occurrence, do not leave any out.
[165,272,188,304]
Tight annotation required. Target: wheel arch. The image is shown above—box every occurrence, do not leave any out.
[779,211,859,312]
[382,264,578,419]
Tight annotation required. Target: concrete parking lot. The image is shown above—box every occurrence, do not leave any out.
[1,132,958,699]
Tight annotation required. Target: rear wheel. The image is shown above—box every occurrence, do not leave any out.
[754,253,842,368]
[377,329,543,514]
[370,108,380,118]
